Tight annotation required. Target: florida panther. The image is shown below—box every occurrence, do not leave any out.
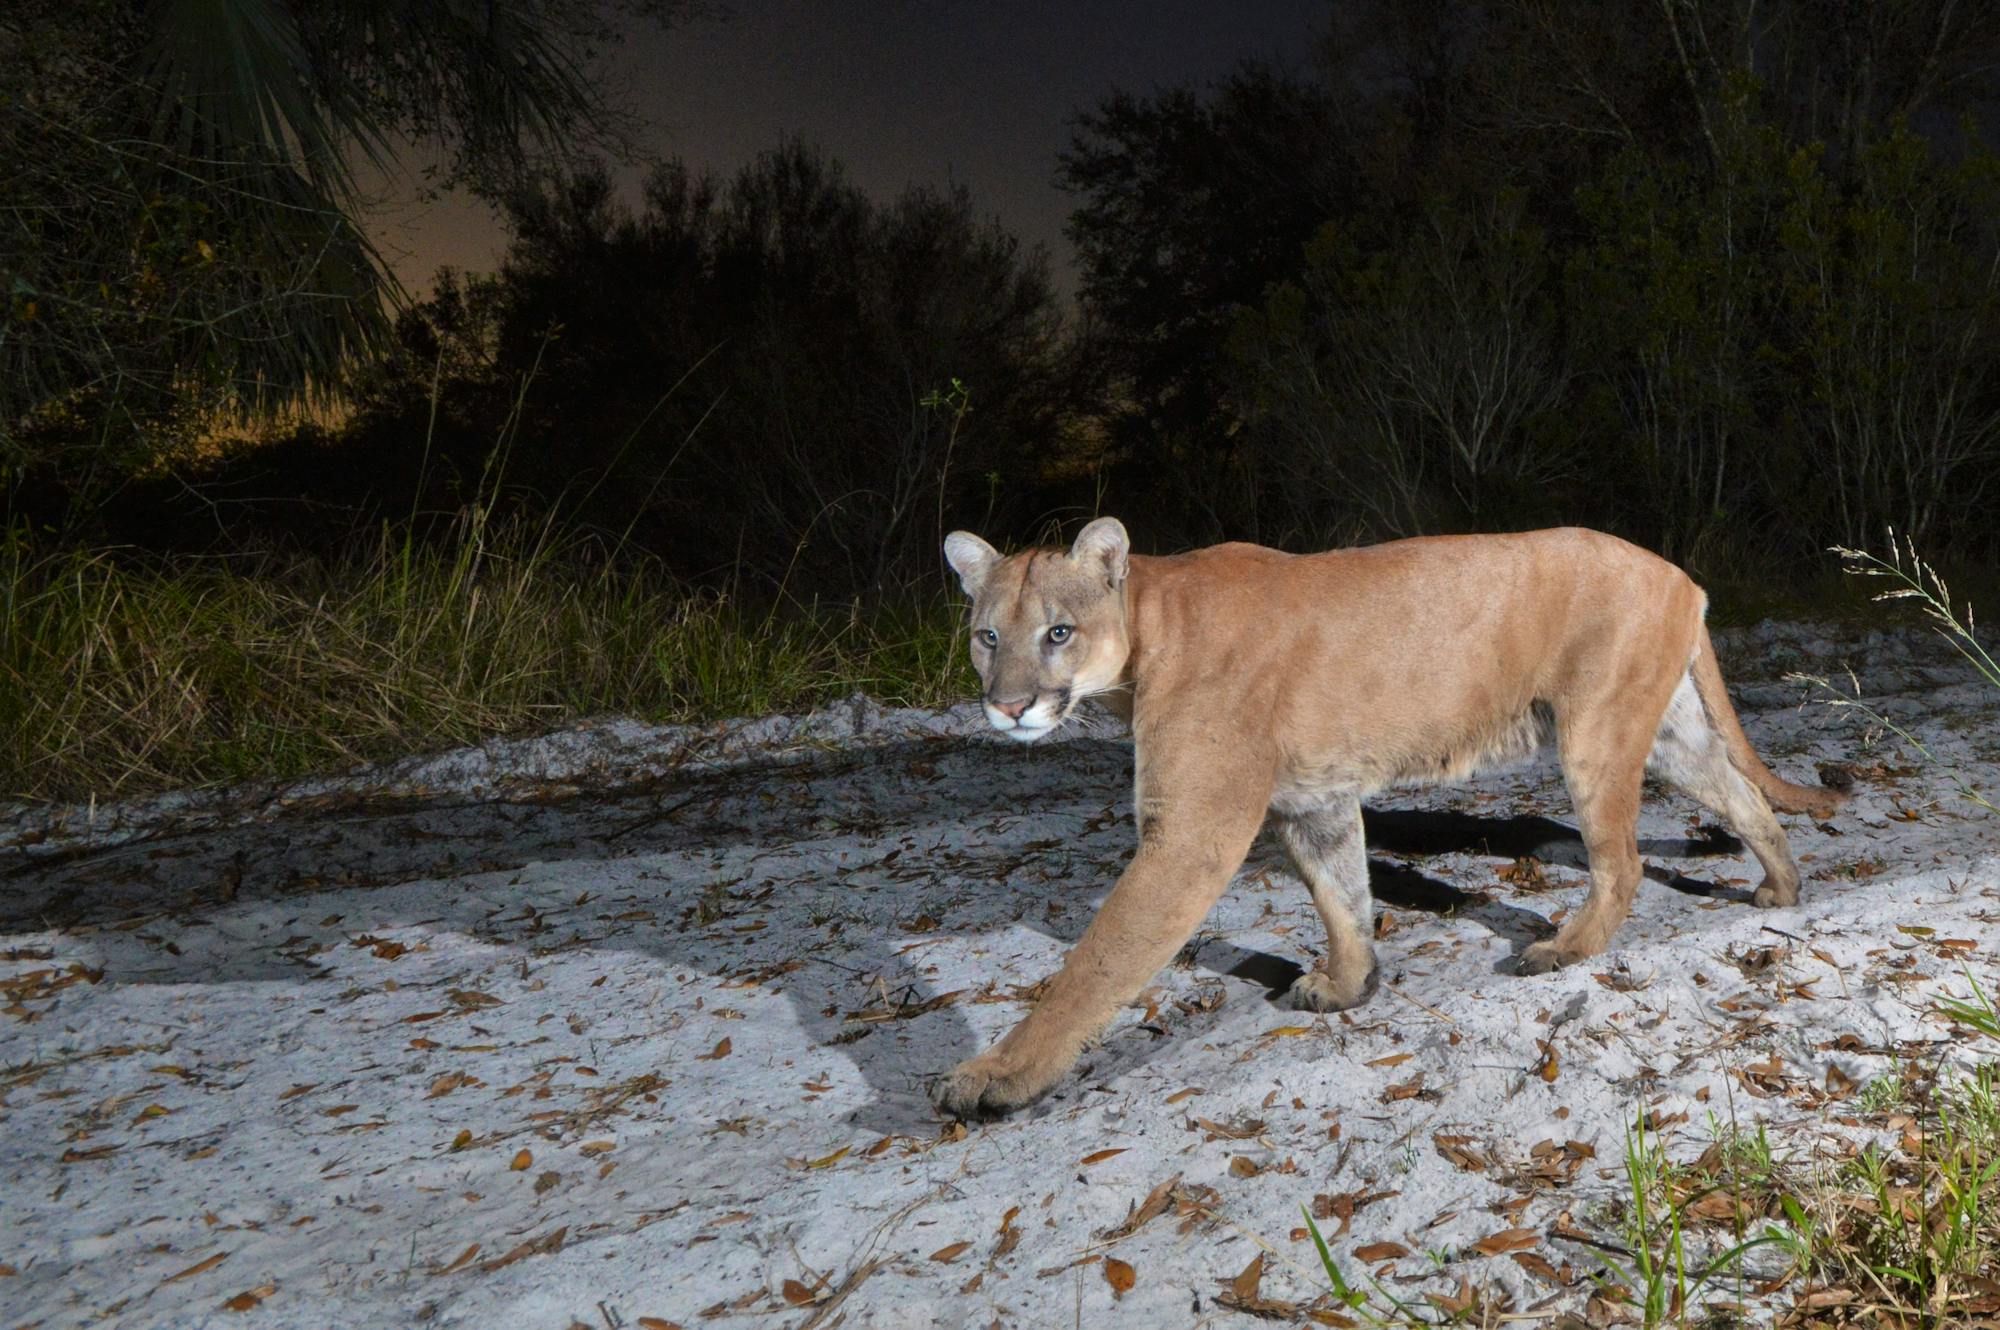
[933,519,1847,1118]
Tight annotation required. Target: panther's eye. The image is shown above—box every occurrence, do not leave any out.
[975,628,998,648]
[1047,624,1073,645]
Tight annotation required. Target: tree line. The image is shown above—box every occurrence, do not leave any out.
[9,0,2000,597]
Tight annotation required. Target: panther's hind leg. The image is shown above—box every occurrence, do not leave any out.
[1521,678,1677,973]
[1277,794,1378,1011]
[1647,672,1802,907]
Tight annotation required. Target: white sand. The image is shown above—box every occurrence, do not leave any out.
[3,622,1996,1328]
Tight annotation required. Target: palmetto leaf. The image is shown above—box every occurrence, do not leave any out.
[144,0,393,196]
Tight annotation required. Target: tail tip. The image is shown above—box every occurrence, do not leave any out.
[1798,762,1856,818]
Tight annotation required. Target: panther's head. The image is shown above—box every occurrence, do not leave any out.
[943,518,1132,742]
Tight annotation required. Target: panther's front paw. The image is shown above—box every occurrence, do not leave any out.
[1751,878,1799,909]
[931,1051,1064,1120]
[1287,961,1379,1012]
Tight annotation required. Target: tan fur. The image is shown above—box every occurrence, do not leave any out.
[1689,632,1847,819]
[936,521,1847,1117]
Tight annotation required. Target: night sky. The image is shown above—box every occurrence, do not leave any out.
[365,0,1330,295]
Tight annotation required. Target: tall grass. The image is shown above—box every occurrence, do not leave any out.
[0,517,971,805]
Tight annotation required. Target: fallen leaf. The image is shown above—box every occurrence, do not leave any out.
[475,1227,566,1274]
[1080,1148,1127,1166]
[1513,1250,1571,1286]
[1263,1025,1316,1038]
[979,1203,1023,1259]
[1230,1253,1264,1301]
[1365,1052,1413,1068]
[1471,1227,1539,1256]
[220,1282,276,1312]
[930,1241,973,1264]
[797,1145,850,1171]
[1798,1288,1857,1310]
[1096,1174,1180,1242]
[780,1279,818,1307]
[1192,1116,1266,1141]
[698,1038,731,1060]
[1684,1189,1754,1223]
[163,1252,229,1284]
[510,1149,532,1171]
[432,1244,480,1276]
[1433,1134,1488,1172]
[1354,1241,1409,1263]
[1103,1257,1136,1298]
[1425,1274,1488,1319]
[1310,1193,1353,1237]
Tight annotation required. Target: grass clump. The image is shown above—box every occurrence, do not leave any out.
[0,518,971,804]
[1635,974,2000,1328]
[1764,972,2000,1327]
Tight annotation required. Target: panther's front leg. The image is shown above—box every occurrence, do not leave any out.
[1275,794,1379,1012]
[934,736,1273,1118]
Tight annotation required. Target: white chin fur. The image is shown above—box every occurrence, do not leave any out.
[984,701,1060,741]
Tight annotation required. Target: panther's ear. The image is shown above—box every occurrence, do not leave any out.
[1069,517,1130,587]
[944,531,1002,599]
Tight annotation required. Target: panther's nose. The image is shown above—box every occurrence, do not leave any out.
[988,696,1033,721]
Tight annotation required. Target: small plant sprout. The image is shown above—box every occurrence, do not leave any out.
[1567,1109,1781,1326]
[1398,1138,1422,1173]
[1300,1208,1430,1327]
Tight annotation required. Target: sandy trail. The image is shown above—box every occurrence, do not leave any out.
[3,623,1996,1328]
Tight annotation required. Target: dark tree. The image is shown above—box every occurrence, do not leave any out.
[1,0,697,530]
[1059,63,1358,537]
[311,143,1090,596]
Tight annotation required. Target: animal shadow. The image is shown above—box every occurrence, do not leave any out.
[1216,805,1751,1001]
